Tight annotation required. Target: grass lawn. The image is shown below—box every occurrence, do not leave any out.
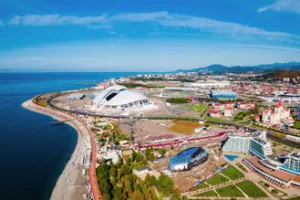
[205,116,229,123]
[287,196,300,200]
[236,180,268,198]
[216,185,245,197]
[234,119,253,125]
[294,121,300,129]
[221,166,244,180]
[195,190,218,197]
[207,174,229,186]
[191,182,209,191]
[236,162,247,172]
[168,120,202,135]
[192,104,207,113]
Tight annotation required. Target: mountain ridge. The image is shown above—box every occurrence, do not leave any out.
[175,62,300,73]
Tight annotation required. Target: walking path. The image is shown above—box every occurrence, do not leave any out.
[184,177,247,197]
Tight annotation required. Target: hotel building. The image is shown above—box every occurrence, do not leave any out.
[280,153,300,175]
[261,100,292,125]
[249,138,273,159]
[222,135,252,154]
[222,131,266,155]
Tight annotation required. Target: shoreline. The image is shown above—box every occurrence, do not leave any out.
[22,99,88,200]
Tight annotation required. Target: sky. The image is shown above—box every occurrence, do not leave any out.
[0,0,300,72]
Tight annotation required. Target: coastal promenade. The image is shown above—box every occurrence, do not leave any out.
[84,119,102,200]
[22,99,102,200]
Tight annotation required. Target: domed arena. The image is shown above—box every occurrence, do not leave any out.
[169,147,208,171]
[92,85,150,110]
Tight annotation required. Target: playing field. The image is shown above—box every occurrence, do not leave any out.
[168,120,202,135]
[221,166,244,180]
[236,180,268,198]
[207,174,229,186]
[216,185,244,197]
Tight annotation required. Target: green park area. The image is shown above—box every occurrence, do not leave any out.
[97,150,181,200]
[191,182,209,191]
[192,104,207,113]
[206,174,229,186]
[205,116,228,123]
[216,185,244,197]
[236,162,247,172]
[233,110,254,125]
[195,190,218,197]
[221,166,244,180]
[236,180,268,198]
[294,121,300,129]
[166,98,190,104]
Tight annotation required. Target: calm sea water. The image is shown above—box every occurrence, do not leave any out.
[0,72,145,200]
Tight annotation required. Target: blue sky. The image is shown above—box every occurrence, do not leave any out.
[0,0,300,72]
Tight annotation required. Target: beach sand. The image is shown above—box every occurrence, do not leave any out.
[22,100,90,200]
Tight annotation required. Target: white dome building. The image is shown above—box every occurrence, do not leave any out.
[93,85,150,110]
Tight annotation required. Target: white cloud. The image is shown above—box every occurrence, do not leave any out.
[258,0,300,14]
[7,14,108,26]
[110,12,300,43]
[3,12,300,44]
[111,11,169,21]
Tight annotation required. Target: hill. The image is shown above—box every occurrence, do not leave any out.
[175,62,300,73]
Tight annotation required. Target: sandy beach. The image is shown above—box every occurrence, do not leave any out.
[22,99,93,200]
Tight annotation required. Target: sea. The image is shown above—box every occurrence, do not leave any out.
[0,72,147,200]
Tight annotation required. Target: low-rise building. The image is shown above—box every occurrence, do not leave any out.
[224,108,233,117]
[213,103,224,111]
[237,102,255,110]
[67,93,85,100]
[184,81,230,88]
[243,157,293,188]
[224,102,235,109]
[133,166,160,181]
[209,110,221,118]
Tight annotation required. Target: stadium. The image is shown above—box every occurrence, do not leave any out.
[168,147,208,171]
[92,85,150,110]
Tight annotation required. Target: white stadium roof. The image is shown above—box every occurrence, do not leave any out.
[106,90,147,105]
[93,85,126,105]
[93,85,149,108]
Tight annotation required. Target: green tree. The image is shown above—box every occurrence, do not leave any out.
[156,174,174,196]
[145,149,155,161]
[135,151,144,162]
[181,196,188,200]
[112,187,123,200]
[102,193,112,200]
[132,190,145,200]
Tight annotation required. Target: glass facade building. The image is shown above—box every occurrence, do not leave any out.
[169,147,208,171]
